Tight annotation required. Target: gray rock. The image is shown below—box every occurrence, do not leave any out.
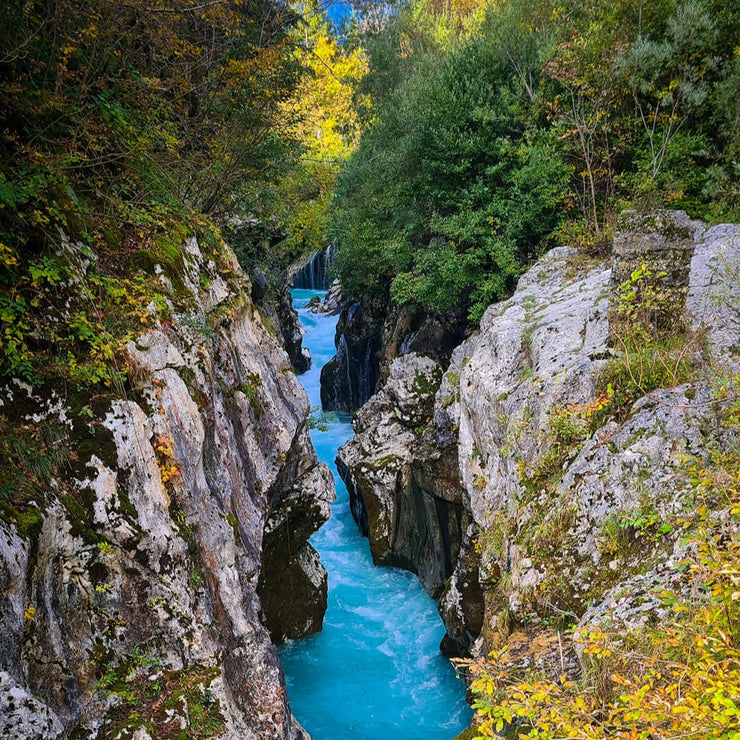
[0,235,331,738]
[610,210,699,334]
[457,246,611,526]
[687,222,740,373]
[308,280,343,315]
[0,671,64,739]
[320,298,385,412]
[337,354,469,597]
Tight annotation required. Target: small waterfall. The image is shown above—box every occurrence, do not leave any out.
[291,246,335,290]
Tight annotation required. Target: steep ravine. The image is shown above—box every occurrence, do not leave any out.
[279,289,471,740]
[0,236,333,738]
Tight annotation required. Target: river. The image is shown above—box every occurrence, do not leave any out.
[278,289,472,740]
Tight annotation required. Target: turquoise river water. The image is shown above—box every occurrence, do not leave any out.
[279,289,472,740]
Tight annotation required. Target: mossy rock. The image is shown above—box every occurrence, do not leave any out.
[452,727,481,740]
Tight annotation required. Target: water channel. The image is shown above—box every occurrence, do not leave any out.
[279,289,472,739]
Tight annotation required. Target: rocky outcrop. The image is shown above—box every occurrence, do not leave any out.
[273,288,312,373]
[377,303,470,386]
[308,280,343,316]
[337,355,469,597]
[320,292,470,413]
[320,296,386,412]
[610,209,696,333]
[250,271,311,374]
[451,213,740,654]
[0,236,334,738]
[336,210,740,663]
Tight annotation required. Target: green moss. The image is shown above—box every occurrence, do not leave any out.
[412,367,442,397]
[239,373,263,419]
[226,512,240,540]
[13,505,44,541]
[76,424,118,473]
[169,501,192,543]
[60,492,100,543]
[127,236,190,302]
[261,313,277,337]
[116,485,139,523]
[83,657,225,739]
[179,366,209,410]
[617,210,693,241]
[0,412,69,542]
[361,454,401,474]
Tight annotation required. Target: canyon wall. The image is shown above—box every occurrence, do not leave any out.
[0,236,334,738]
[337,211,740,660]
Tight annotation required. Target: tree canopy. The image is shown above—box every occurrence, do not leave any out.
[0,0,363,384]
[329,0,740,319]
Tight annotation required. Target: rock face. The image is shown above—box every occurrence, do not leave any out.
[453,214,740,653]
[272,288,312,373]
[290,246,335,291]
[308,280,343,316]
[320,293,470,413]
[320,297,386,412]
[610,209,696,333]
[250,274,311,374]
[0,236,334,738]
[337,354,469,597]
[337,210,740,662]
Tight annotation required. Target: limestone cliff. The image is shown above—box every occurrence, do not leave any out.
[320,293,469,413]
[0,236,334,738]
[336,211,740,663]
[337,354,469,598]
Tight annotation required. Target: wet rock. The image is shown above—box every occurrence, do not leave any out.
[438,524,484,657]
[320,297,385,412]
[253,284,311,374]
[290,247,335,291]
[378,302,470,386]
[274,289,312,373]
[308,280,343,316]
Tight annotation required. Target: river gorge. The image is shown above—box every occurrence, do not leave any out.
[280,289,471,739]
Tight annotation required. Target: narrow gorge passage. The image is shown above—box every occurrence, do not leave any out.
[279,290,472,740]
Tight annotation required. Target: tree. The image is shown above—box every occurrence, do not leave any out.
[619,1,717,197]
[272,2,367,260]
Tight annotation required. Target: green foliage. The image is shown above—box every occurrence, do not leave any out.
[0,414,70,536]
[331,0,740,322]
[92,655,225,739]
[239,373,264,419]
[600,263,699,421]
[0,0,307,387]
[331,2,571,315]
[308,406,339,432]
[271,3,367,263]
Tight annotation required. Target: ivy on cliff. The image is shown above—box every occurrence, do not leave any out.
[0,0,307,385]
